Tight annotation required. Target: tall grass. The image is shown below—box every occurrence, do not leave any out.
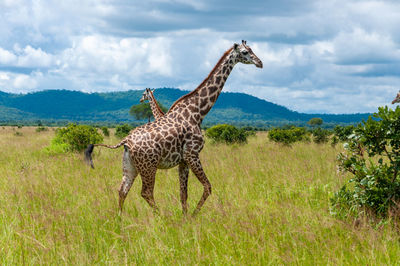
[0,127,399,264]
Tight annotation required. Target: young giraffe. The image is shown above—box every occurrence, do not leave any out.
[140,88,165,120]
[86,40,263,215]
[392,91,400,104]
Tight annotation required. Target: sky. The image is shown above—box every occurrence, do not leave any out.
[0,0,400,114]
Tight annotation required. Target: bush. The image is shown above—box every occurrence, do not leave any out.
[36,126,48,132]
[333,125,355,142]
[331,106,400,218]
[205,124,250,144]
[311,127,331,144]
[268,126,308,145]
[101,126,110,137]
[46,123,103,153]
[14,131,23,137]
[115,124,133,138]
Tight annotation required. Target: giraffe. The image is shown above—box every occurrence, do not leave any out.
[392,91,400,104]
[140,88,165,120]
[86,40,263,215]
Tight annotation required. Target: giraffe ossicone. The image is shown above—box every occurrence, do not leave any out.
[85,41,263,215]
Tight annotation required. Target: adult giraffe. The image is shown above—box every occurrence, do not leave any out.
[140,88,165,120]
[86,40,263,215]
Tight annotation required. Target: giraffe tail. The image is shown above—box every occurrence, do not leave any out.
[84,139,127,169]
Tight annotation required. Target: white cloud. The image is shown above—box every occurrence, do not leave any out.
[1,0,400,113]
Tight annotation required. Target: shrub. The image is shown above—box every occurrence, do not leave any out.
[205,124,250,144]
[115,124,133,138]
[268,126,308,145]
[36,126,48,132]
[14,131,23,137]
[333,125,355,142]
[331,106,400,218]
[46,123,103,153]
[101,126,110,137]
[311,127,331,144]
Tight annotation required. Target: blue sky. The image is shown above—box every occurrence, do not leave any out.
[0,0,400,113]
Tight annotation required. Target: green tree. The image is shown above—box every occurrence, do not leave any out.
[129,102,168,122]
[308,117,323,127]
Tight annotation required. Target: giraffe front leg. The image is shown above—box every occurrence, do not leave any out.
[179,162,189,215]
[185,154,211,216]
[118,148,138,213]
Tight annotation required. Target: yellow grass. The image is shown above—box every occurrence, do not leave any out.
[0,127,399,264]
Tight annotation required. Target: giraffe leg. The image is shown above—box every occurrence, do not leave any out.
[138,167,159,212]
[179,162,189,215]
[185,155,211,216]
[118,147,138,213]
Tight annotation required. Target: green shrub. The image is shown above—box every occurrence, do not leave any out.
[333,125,355,142]
[268,126,308,145]
[14,131,23,137]
[331,106,400,218]
[115,124,133,138]
[36,126,48,132]
[46,123,103,153]
[101,126,110,137]
[311,127,331,144]
[205,124,250,144]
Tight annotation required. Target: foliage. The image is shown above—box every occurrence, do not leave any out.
[268,126,309,145]
[14,131,23,136]
[205,124,250,144]
[101,126,110,137]
[311,127,331,144]
[47,123,103,153]
[331,106,400,218]
[308,117,323,126]
[115,124,133,138]
[36,126,48,132]
[129,101,168,122]
[331,125,355,146]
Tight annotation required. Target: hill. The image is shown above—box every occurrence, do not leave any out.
[0,88,370,126]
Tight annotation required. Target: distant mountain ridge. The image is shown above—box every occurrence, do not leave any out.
[0,88,370,126]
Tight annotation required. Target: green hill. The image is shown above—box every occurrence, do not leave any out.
[0,88,370,126]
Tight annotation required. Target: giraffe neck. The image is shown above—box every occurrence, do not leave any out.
[148,91,164,120]
[169,48,238,124]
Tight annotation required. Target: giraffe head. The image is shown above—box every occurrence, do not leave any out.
[233,40,263,68]
[392,91,400,104]
[140,88,153,103]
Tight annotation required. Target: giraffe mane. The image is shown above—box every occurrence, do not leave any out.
[167,46,234,112]
[149,89,164,114]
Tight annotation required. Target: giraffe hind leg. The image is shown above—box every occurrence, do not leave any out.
[179,162,189,215]
[138,166,159,212]
[118,147,138,213]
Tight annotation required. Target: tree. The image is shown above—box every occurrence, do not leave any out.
[308,117,323,127]
[129,101,168,122]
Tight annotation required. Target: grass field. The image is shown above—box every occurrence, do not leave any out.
[0,126,399,264]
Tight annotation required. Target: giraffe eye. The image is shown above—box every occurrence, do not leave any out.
[242,51,248,55]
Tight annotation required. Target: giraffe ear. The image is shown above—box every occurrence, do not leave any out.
[233,43,239,50]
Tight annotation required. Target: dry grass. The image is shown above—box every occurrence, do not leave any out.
[0,127,399,264]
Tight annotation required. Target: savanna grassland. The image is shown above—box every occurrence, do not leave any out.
[0,127,399,264]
